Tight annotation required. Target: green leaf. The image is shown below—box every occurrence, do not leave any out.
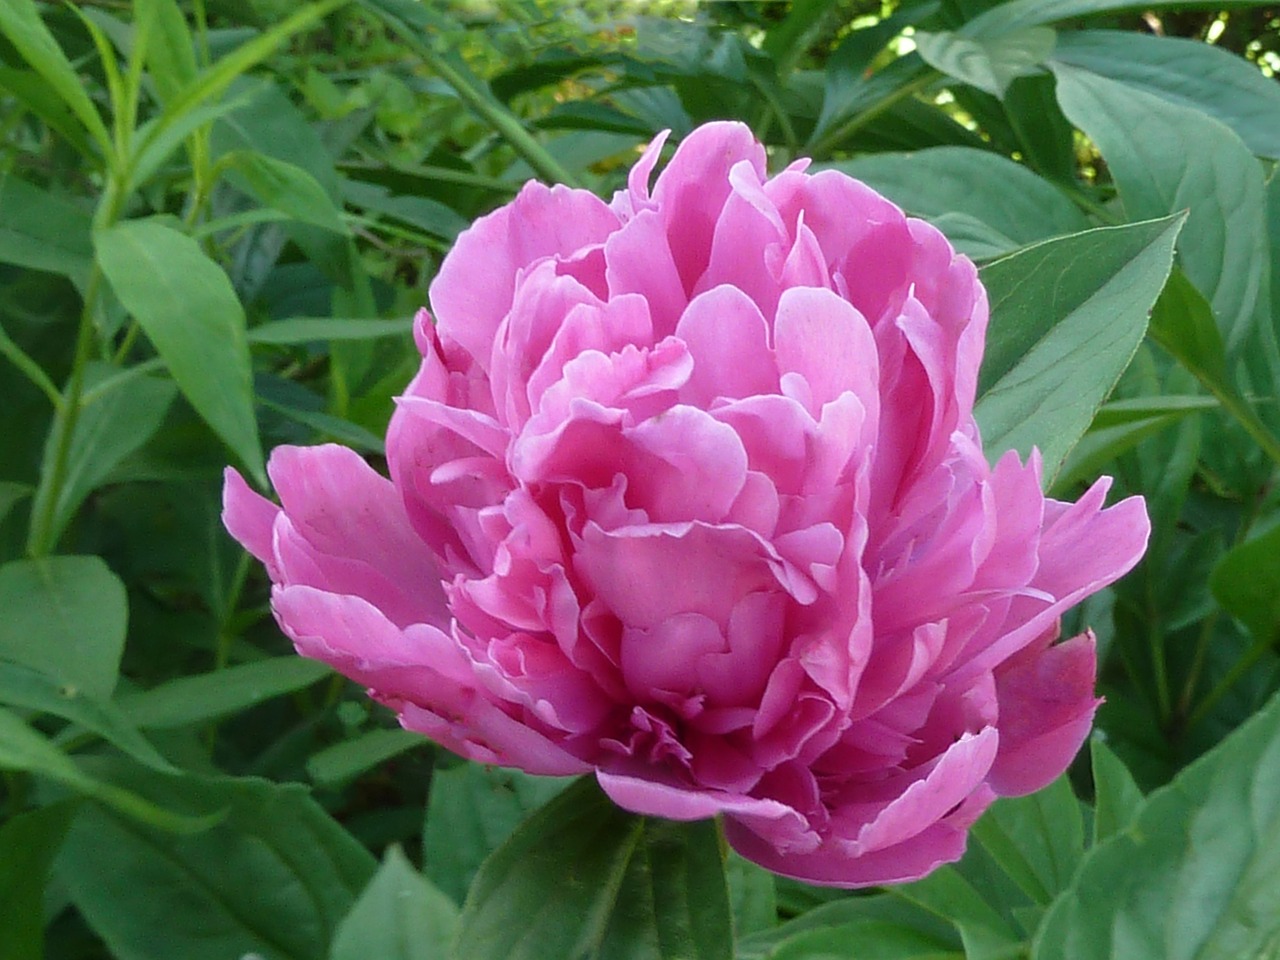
[38,366,177,550]
[455,777,733,960]
[0,555,127,700]
[1090,738,1144,845]
[94,219,264,484]
[0,64,96,157]
[260,399,385,454]
[1033,687,1280,960]
[737,896,962,960]
[0,661,169,770]
[1052,31,1280,159]
[0,481,32,527]
[1089,395,1219,429]
[138,0,347,175]
[0,707,208,832]
[224,151,350,235]
[829,146,1088,252]
[342,180,469,241]
[0,174,93,286]
[116,657,332,730]
[423,761,567,904]
[136,0,197,104]
[975,216,1183,482]
[0,803,76,960]
[766,920,962,959]
[966,0,1276,34]
[1210,523,1280,645]
[249,317,414,345]
[0,0,112,156]
[725,852,776,941]
[57,766,377,960]
[1051,400,1213,495]
[1148,270,1230,395]
[307,728,425,787]
[970,777,1084,907]
[1053,63,1267,356]
[330,847,458,960]
[358,0,578,186]
[892,864,1025,960]
[915,26,1055,98]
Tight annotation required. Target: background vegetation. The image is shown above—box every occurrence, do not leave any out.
[2,1,1280,958]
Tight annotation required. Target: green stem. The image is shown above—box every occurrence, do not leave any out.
[807,68,937,160]
[339,161,521,195]
[1176,610,1219,723]
[1215,387,1280,468]
[26,171,130,557]
[1186,632,1276,733]
[80,356,165,405]
[374,17,578,187]
[25,266,101,557]
[0,321,63,409]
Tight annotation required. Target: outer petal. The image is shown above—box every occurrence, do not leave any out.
[222,467,281,579]
[267,444,449,628]
[988,632,1101,795]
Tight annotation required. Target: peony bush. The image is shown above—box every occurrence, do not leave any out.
[224,121,1148,886]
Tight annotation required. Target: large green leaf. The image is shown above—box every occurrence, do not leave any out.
[914,26,1055,97]
[0,555,127,700]
[1033,688,1280,960]
[116,657,332,730]
[0,175,93,286]
[58,767,377,960]
[974,216,1183,482]
[830,146,1088,254]
[0,0,112,155]
[329,847,458,960]
[95,219,264,484]
[0,803,75,960]
[454,777,732,960]
[1053,64,1267,355]
[423,761,567,904]
[1052,31,1280,159]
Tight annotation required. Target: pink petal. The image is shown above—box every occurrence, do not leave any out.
[429,181,619,368]
[988,631,1101,795]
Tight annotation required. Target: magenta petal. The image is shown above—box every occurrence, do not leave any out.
[989,632,1101,795]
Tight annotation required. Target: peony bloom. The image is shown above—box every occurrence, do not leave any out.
[224,122,1148,887]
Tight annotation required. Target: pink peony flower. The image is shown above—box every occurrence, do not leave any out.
[223,122,1149,887]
